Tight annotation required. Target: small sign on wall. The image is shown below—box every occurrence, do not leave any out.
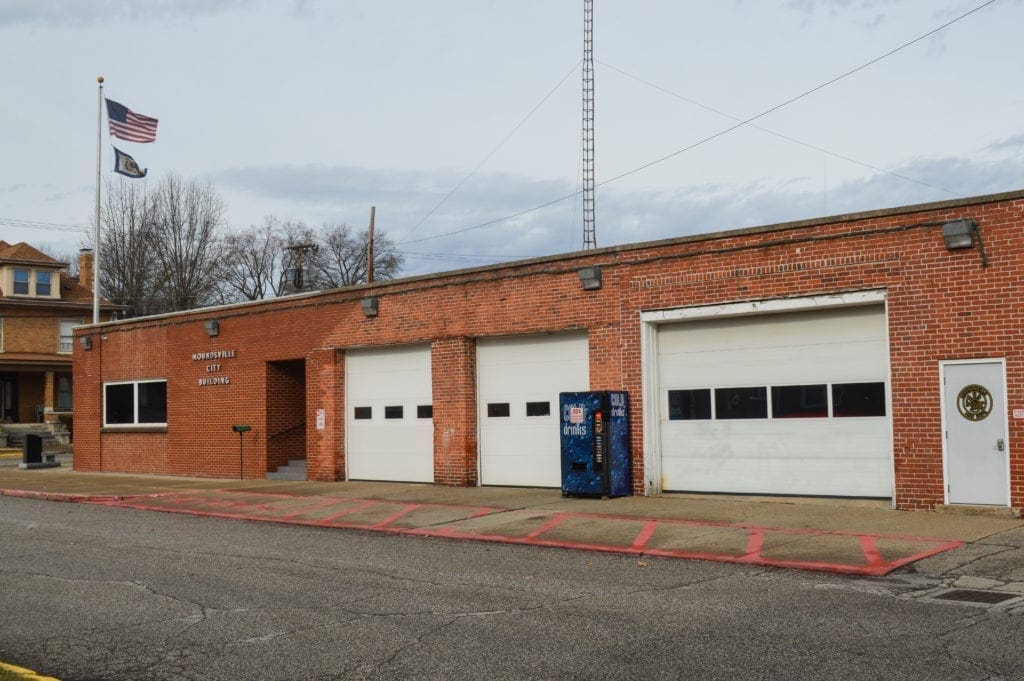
[316,408,326,430]
[1013,408,1024,420]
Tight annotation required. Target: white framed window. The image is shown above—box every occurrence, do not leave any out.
[59,320,83,353]
[103,380,167,426]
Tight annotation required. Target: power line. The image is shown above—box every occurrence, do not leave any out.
[0,217,88,234]
[597,0,999,189]
[399,59,582,243]
[597,60,963,199]
[400,0,997,247]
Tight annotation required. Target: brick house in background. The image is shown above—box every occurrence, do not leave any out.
[0,242,119,426]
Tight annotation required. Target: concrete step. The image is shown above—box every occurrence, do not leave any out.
[266,459,307,481]
[2,424,68,449]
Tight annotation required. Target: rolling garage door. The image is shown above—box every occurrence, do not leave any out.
[478,333,589,487]
[346,344,433,482]
[657,305,891,497]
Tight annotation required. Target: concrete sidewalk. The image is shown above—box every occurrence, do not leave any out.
[0,467,1021,582]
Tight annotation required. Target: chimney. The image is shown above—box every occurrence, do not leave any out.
[79,249,94,291]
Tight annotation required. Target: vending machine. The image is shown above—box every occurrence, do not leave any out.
[559,391,630,497]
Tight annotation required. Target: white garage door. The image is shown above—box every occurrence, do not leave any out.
[657,305,891,497]
[478,333,589,487]
[346,344,433,483]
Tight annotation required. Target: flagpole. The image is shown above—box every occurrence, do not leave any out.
[93,76,103,325]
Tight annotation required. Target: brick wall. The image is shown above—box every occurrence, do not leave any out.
[3,313,62,354]
[72,191,1024,511]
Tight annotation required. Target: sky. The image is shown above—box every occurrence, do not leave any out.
[1,0,1022,276]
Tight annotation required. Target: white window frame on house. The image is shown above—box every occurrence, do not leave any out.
[103,379,168,427]
[58,320,83,354]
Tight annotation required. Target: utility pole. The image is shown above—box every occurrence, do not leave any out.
[285,242,318,291]
[581,0,597,250]
[367,205,376,284]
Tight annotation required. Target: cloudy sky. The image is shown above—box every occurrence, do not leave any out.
[1,0,1021,275]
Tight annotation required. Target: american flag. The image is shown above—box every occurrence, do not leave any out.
[105,99,158,143]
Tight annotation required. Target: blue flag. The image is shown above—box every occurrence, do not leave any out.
[112,147,147,178]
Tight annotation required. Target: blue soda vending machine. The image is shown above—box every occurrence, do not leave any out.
[559,391,630,497]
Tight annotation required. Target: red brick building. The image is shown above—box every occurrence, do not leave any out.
[73,190,1024,512]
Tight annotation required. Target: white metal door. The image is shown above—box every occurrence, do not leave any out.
[656,305,892,497]
[477,333,589,487]
[943,361,1009,506]
[346,345,433,483]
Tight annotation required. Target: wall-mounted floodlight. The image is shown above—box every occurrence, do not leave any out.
[942,219,975,250]
[942,218,988,267]
[79,335,93,350]
[578,266,602,291]
[204,320,220,337]
[360,296,379,317]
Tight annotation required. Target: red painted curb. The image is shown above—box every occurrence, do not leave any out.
[1,487,966,576]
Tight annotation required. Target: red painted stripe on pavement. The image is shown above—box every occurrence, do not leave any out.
[873,539,965,573]
[278,497,352,520]
[525,514,568,539]
[859,535,884,567]
[743,528,765,561]
[372,504,422,528]
[17,487,964,577]
[315,499,378,524]
[631,521,659,550]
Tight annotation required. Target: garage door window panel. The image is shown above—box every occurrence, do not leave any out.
[487,403,510,417]
[832,382,886,417]
[384,405,404,419]
[526,401,551,417]
[668,389,711,420]
[417,405,433,419]
[354,406,372,420]
[715,387,767,419]
[771,384,827,418]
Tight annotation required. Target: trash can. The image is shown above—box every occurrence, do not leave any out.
[559,391,630,497]
[22,434,42,465]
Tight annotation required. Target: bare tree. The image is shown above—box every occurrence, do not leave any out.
[148,175,226,311]
[309,223,404,289]
[98,178,162,315]
[220,217,284,301]
[218,216,407,302]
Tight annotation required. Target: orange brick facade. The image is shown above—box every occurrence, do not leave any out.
[73,191,1024,511]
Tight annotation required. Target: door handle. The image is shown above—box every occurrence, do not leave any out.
[996,438,1005,452]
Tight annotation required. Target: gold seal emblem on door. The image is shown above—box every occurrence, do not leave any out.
[956,384,993,421]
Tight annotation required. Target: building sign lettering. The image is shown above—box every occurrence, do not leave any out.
[193,349,237,386]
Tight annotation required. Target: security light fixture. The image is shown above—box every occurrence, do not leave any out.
[942,219,975,250]
[204,320,220,337]
[578,266,602,291]
[79,335,93,350]
[941,218,988,267]
[360,296,379,317]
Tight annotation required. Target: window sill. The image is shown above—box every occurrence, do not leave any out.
[101,426,168,434]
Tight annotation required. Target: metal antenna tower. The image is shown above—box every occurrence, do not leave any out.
[581,0,597,250]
